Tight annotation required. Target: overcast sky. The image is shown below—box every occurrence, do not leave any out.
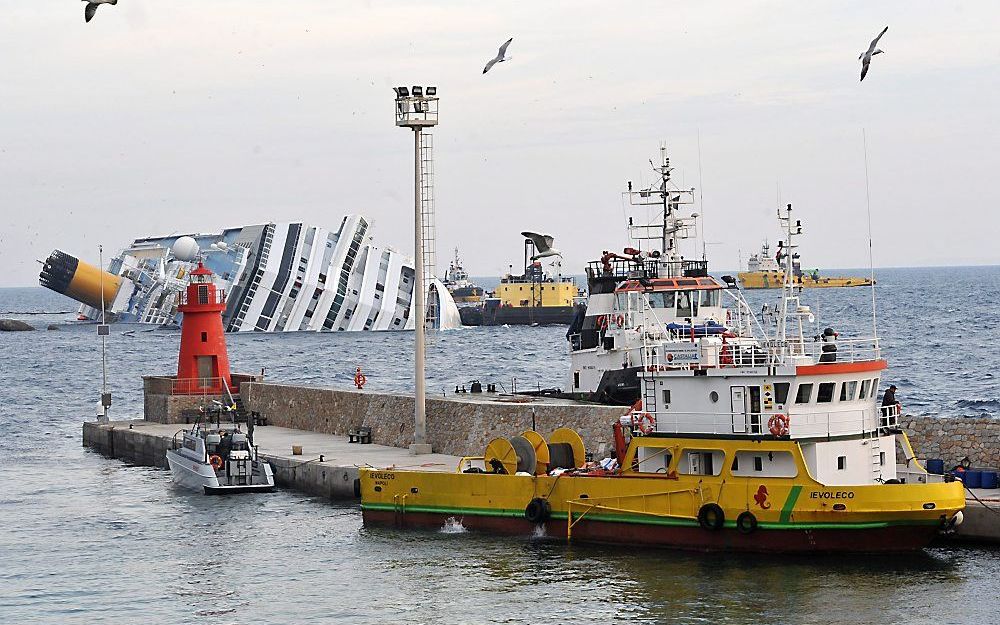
[2,1,998,287]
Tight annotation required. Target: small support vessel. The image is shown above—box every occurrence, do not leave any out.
[360,149,964,553]
[166,416,275,495]
[738,241,873,289]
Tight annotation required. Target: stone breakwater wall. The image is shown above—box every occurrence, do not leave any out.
[243,383,1000,465]
[903,416,1000,470]
[243,383,625,458]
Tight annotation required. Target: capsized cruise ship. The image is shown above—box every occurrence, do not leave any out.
[40,215,462,331]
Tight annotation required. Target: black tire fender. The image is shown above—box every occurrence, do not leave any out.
[524,497,552,524]
[697,503,725,531]
[736,511,758,534]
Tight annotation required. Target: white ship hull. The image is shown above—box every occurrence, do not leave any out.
[41,215,461,332]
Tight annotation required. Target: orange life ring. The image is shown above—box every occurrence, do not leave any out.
[615,314,625,328]
[634,412,656,435]
[597,315,609,330]
[209,454,224,470]
[768,414,789,437]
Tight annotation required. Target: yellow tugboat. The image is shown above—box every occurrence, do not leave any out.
[361,169,964,554]
[738,241,873,289]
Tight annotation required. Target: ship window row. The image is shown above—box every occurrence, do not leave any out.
[618,289,720,314]
[794,377,880,405]
[636,448,798,478]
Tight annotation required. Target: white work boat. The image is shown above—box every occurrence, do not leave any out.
[166,420,275,495]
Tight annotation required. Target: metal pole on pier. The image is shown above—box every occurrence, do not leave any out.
[98,244,110,423]
[394,85,438,455]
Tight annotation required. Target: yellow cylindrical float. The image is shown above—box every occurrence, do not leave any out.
[39,250,121,311]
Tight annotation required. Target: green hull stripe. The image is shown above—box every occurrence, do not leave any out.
[361,502,941,531]
[779,485,803,523]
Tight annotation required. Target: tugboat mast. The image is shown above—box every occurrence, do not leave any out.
[624,145,697,277]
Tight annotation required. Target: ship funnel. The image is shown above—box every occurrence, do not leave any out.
[39,250,122,311]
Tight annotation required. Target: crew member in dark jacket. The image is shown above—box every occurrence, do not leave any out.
[881,384,897,407]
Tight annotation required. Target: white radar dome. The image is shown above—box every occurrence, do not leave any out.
[172,236,201,262]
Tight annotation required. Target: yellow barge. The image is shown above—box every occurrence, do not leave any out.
[739,241,873,289]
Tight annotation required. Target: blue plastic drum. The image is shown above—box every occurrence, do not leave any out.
[963,470,983,488]
[979,471,999,490]
[926,459,945,475]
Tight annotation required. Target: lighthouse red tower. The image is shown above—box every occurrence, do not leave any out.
[175,263,232,394]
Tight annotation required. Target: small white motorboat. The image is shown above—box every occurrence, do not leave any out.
[166,422,275,495]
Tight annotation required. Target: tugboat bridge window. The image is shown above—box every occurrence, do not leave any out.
[646,291,675,309]
[841,380,858,401]
[636,447,672,473]
[795,383,813,404]
[699,290,720,307]
[860,379,872,400]
[837,456,847,470]
[774,382,790,404]
[730,451,798,477]
[681,450,723,476]
[676,291,698,317]
[817,382,836,403]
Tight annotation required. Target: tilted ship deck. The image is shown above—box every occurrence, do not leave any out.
[40,215,461,331]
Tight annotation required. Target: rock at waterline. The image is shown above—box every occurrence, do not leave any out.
[0,319,35,331]
[47,324,60,331]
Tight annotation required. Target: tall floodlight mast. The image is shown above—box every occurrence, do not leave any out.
[394,85,438,455]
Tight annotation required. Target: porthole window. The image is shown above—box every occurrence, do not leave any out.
[709,391,719,403]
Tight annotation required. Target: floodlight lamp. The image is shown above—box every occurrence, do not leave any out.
[394,86,409,98]
[426,86,437,96]
[411,85,423,97]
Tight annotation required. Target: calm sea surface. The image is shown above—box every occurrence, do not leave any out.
[1,267,998,624]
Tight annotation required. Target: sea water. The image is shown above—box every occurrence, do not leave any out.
[0,266,998,624]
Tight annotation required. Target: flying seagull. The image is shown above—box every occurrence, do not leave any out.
[483,37,513,74]
[84,0,117,23]
[521,231,561,260]
[859,26,888,82]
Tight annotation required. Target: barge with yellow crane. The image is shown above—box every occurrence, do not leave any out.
[361,157,963,552]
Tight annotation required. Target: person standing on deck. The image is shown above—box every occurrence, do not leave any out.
[881,384,898,407]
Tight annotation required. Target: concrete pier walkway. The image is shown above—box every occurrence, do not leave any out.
[83,420,461,499]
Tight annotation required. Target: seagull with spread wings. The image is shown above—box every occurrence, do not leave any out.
[483,37,514,74]
[83,0,117,23]
[859,26,888,82]
[521,231,561,260]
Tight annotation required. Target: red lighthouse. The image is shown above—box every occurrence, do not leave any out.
[175,263,232,394]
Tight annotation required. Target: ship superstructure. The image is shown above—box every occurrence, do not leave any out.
[40,216,461,331]
[442,248,484,304]
[359,152,964,552]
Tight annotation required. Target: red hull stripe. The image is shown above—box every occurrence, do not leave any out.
[361,509,939,553]
[796,360,887,376]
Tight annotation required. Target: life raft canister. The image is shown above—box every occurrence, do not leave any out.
[768,413,790,437]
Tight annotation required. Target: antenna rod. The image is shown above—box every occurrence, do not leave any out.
[697,129,706,260]
[862,128,878,341]
[99,244,108,423]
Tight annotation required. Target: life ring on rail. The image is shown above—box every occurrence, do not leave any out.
[633,412,656,435]
[768,413,790,437]
[615,314,625,328]
[596,315,609,331]
[209,454,224,470]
